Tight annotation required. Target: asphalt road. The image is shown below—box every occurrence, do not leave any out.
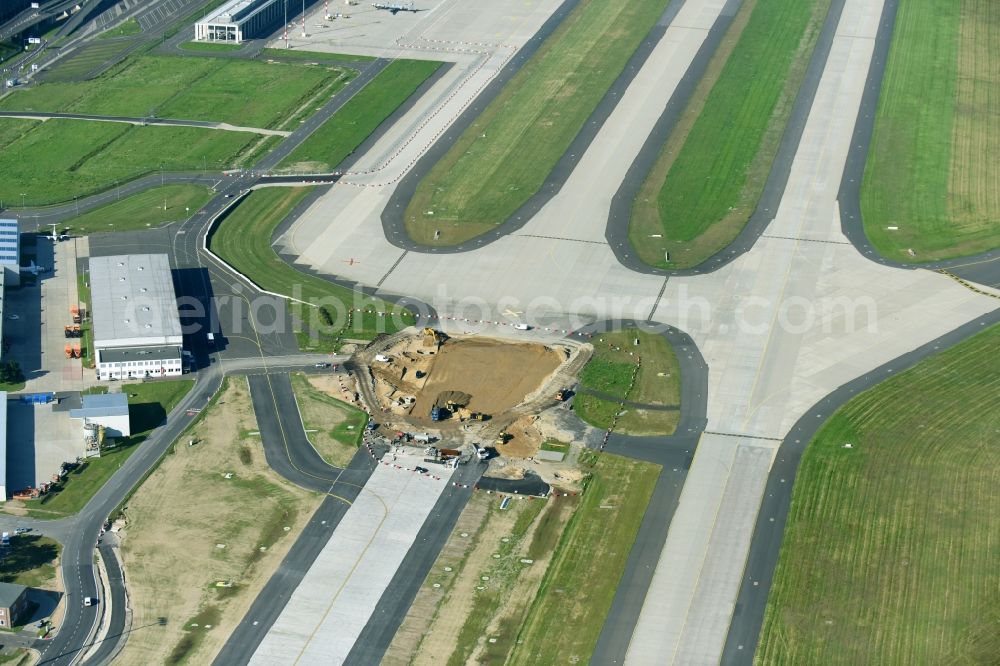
[84,543,127,665]
[0,110,285,133]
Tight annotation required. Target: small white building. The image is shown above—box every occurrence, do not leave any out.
[89,254,184,381]
[70,393,131,438]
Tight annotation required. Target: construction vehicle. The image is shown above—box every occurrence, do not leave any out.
[495,431,509,446]
[64,325,81,338]
[70,305,81,323]
[422,327,447,348]
[430,405,445,421]
[554,389,568,401]
[65,344,73,359]
[72,343,81,359]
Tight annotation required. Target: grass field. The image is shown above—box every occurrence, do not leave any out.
[276,59,441,173]
[506,451,660,663]
[2,55,351,129]
[0,535,60,590]
[405,0,670,245]
[64,184,214,234]
[39,41,135,82]
[756,323,1000,664]
[118,378,322,666]
[630,0,831,268]
[210,187,415,344]
[261,47,375,62]
[14,380,194,518]
[99,18,141,39]
[861,0,1000,261]
[575,328,681,435]
[289,373,367,466]
[178,41,243,53]
[0,118,259,205]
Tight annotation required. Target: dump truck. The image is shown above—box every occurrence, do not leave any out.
[65,344,74,358]
[70,305,81,323]
[430,405,445,421]
[72,343,81,359]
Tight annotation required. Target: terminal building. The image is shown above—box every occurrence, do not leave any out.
[89,254,184,381]
[193,0,289,43]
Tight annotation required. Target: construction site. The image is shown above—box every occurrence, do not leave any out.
[342,329,594,490]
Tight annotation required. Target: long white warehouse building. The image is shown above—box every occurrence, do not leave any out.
[89,254,184,381]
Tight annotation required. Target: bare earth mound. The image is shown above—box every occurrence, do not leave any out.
[409,339,561,423]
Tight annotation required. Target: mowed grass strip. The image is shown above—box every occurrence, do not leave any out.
[99,18,141,39]
[862,0,1000,261]
[261,47,375,62]
[405,0,670,245]
[39,41,135,82]
[15,380,194,518]
[631,0,831,269]
[178,41,244,52]
[0,118,258,204]
[506,452,660,664]
[2,55,351,129]
[757,323,1000,664]
[65,184,214,234]
[210,187,414,340]
[276,59,441,173]
[575,328,681,435]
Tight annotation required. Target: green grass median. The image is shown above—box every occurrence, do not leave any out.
[757,323,1000,664]
[64,184,214,234]
[210,187,414,346]
[506,452,660,664]
[405,0,670,245]
[630,0,831,269]
[276,59,441,173]
[575,328,681,435]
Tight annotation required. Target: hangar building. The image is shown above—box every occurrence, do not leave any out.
[193,0,289,43]
[89,254,184,381]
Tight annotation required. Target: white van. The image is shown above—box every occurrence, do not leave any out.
[83,597,98,607]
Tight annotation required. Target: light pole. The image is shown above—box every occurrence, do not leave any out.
[20,193,26,208]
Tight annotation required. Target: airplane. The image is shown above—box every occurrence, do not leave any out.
[20,260,48,276]
[372,1,420,14]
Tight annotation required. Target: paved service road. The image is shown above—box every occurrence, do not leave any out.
[0,111,290,136]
